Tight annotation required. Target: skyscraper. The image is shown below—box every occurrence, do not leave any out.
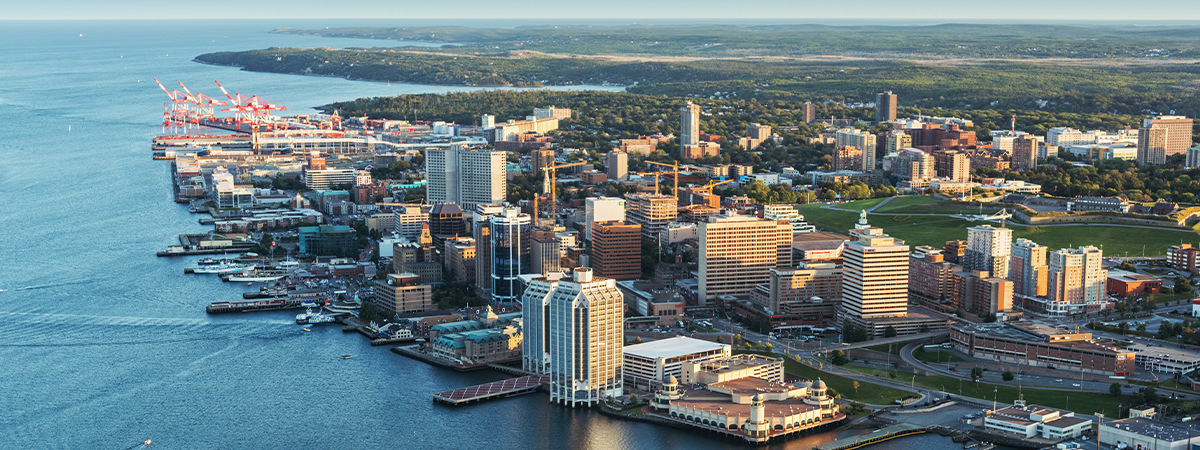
[681,102,700,147]
[841,217,909,319]
[1009,238,1048,298]
[884,130,911,156]
[893,149,934,180]
[1137,126,1169,165]
[964,225,1012,280]
[1143,115,1194,156]
[698,215,793,305]
[875,91,897,123]
[489,207,532,304]
[590,221,641,281]
[626,194,677,238]
[523,268,624,407]
[426,145,506,212]
[531,227,562,275]
[606,151,628,180]
[473,204,504,299]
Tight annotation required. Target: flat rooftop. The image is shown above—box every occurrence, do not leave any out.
[674,388,819,418]
[711,376,796,395]
[862,305,949,325]
[1128,344,1200,363]
[1104,418,1195,442]
[623,336,728,360]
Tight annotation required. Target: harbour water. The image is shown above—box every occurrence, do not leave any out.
[1,20,977,449]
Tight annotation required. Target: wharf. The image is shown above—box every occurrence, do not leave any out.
[206,298,304,314]
[432,375,549,406]
[370,337,417,346]
[814,423,926,450]
[390,345,520,372]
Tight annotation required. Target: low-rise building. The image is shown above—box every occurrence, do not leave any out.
[984,401,1090,439]
[623,337,731,390]
[951,322,1135,376]
[1099,418,1199,450]
[1128,344,1200,375]
[1167,244,1200,274]
[373,274,433,315]
[1106,270,1163,297]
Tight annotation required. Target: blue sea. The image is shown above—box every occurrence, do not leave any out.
[0,19,972,449]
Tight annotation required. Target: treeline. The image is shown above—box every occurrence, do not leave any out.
[196,46,1200,117]
[272,23,1200,60]
[977,158,1200,203]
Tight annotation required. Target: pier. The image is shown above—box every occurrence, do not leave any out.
[432,375,549,406]
[205,298,304,314]
[813,423,926,450]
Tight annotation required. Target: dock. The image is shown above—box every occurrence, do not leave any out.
[432,375,549,406]
[205,298,304,314]
[813,423,926,450]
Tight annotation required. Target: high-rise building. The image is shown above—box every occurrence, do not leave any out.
[531,228,562,275]
[606,151,628,180]
[426,145,506,212]
[802,102,817,123]
[746,123,771,141]
[393,205,428,241]
[933,151,970,181]
[1048,246,1106,308]
[489,207,532,303]
[762,204,816,234]
[681,102,701,147]
[480,114,495,130]
[842,220,909,319]
[1186,146,1200,169]
[590,221,642,280]
[1143,115,1194,156]
[626,194,678,238]
[473,204,504,298]
[752,263,842,314]
[428,203,466,249]
[835,129,877,170]
[893,149,934,180]
[533,106,572,120]
[964,225,1012,280]
[532,148,556,174]
[1011,135,1044,171]
[445,236,476,282]
[1137,126,1169,165]
[875,91,897,123]
[884,130,912,156]
[1009,238,1048,298]
[951,270,1013,317]
[698,216,793,305]
[909,246,960,303]
[584,197,626,241]
[832,146,863,172]
[522,269,624,407]
[303,167,356,190]
[373,274,433,315]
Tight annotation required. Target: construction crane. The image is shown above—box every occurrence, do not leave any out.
[153,78,191,137]
[544,161,586,226]
[177,81,227,130]
[631,171,664,195]
[644,161,681,198]
[692,178,733,192]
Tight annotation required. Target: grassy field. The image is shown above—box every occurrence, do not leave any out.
[838,198,889,210]
[913,347,967,364]
[871,196,1003,215]
[736,350,913,405]
[795,204,1195,255]
[843,365,1127,415]
[867,341,916,355]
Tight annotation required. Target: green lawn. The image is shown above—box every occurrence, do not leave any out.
[736,350,913,405]
[913,347,966,364]
[795,204,1195,256]
[873,196,1002,215]
[839,198,889,210]
[867,341,916,355]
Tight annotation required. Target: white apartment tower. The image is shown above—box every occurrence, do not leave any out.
[541,268,625,407]
[841,213,909,319]
[425,145,506,212]
[964,225,1012,280]
[698,215,794,305]
[681,102,701,147]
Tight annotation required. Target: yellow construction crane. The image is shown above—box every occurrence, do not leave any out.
[644,161,680,198]
[544,161,586,225]
[631,171,663,195]
[693,178,733,192]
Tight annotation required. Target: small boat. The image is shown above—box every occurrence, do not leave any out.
[197,257,219,265]
[303,328,311,332]
[341,355,352,359]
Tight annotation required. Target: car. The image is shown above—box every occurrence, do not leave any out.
[1072,383,1082,387]
[1056,379,1063,382]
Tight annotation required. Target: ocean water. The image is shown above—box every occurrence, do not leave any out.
[0,20,967,450]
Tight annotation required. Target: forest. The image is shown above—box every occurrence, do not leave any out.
[195,46,1200,117]
[272,23,1200,60]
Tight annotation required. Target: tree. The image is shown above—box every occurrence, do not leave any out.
[884,325,898,338]
[1118,322,1131,335]
[1110,382,1123,396]
[1002,371,1014,381]
[970,367,984,382]
[831,350,849,366]
[919,324,930,333]
[715,336,723,343]
[633,336,644,344]
[853,380,860,394]
[1137,323,1147,333]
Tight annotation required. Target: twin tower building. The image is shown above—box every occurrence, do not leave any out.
[521,268,625,408]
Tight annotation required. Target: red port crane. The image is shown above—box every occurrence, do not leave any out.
[154,78,192,138]
[213,80,286,131]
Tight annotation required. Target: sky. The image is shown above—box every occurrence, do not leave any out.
[6,0,1200,22]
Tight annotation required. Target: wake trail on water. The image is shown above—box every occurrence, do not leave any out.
[0,313,303,347]
[3,277,110,292]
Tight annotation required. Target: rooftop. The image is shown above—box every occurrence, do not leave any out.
[674,388,820,418]
[623,336,728,360]
[1104,418,1197,442]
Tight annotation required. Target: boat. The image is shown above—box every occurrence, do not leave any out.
[191,263,255,274]
[303,328,311,332]
[197,257,219,265]
[223,269,288,282]
[296,308,338,325]
[340,355,352,359]
[296,308,318,324]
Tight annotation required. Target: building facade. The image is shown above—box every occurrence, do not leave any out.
[964,225,1012,280]
[626,194,678,238]
[841,213,910,319]
[489,207,532,304]
[875,91,897,123]
[698,216,794,305]
[373,273,433,314]
[590,221,642,281]
[426,145,506,211]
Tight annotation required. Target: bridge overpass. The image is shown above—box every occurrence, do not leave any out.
[832,331,949,351]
